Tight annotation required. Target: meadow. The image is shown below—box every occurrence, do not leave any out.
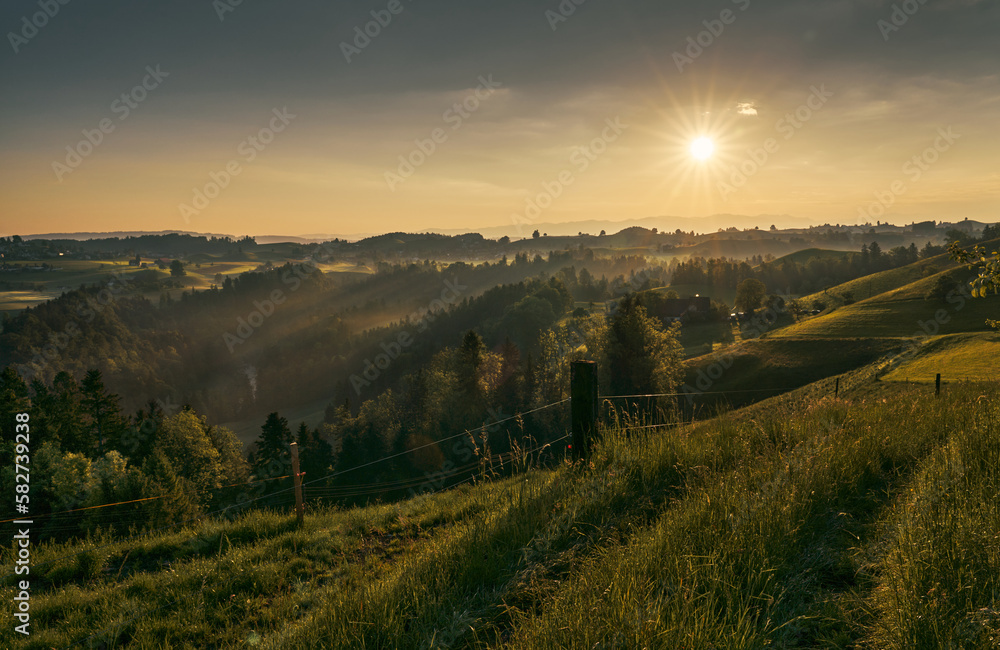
[3,374,997,648]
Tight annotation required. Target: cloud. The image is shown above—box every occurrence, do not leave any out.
[736,102,758,117]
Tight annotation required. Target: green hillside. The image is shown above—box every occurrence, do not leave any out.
[4,375,997,648]
[773,247,998,342]
[800,254,956,306]
[881,332,1000,383]
[682,337,900,407]
[771,295,999,340]
[774,247,854,265]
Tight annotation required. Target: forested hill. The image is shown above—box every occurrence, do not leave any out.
[0,250,661,425]
[2,226,979,429]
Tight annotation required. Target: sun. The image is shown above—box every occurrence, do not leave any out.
[690,136,715,161]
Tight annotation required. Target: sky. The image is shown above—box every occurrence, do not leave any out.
[1,0,998,238]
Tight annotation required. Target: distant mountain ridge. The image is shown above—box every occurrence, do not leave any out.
[13,215,988,244]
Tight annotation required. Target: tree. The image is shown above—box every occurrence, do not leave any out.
[155,410,229,497]
[142,449,199,528]
[254,412,293,478]
[868,241,883,267]
[206,423,251,485]
[950,241,1000,329]
[458,330,486,401]
[295,422,334,484]
[338,391,402,482]
[924,272,960,303]
[945,230,971,247]
[920,241,943,259]
[170,259,186,277]
[734,278,767,312]
[80,369,126,455]
[596,294,683,402]
[0,367,30,442]
[532,229,540,239]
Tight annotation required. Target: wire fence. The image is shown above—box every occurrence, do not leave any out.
[53,428,573,648]
[8,372,991,554]
[8,371,995,647]
[1,398,571,584]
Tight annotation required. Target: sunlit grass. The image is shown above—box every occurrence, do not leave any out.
[882,332,1000,383]
[1,382,997,648]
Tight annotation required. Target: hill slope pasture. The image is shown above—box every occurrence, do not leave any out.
[799,252,957,308]
[881,332,1000,383]
[3,374,997,648]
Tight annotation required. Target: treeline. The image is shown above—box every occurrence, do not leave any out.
[0,250,672,424]
[0,288,685,539]
[0,367,251,540]
[668,241,941,295]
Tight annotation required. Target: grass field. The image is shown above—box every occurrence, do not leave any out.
[0,256,376,314]
[3,377,997,648]
[774,247,854,265]
[881,332,1000,383]
[683,337,901,407]
[0,290,58,313]
[800,254,957,307]
[771,295,999,340]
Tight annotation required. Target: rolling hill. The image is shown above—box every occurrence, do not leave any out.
[3,367,996,648]
[680,246,998,406]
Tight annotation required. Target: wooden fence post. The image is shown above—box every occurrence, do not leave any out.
[835,378,840,398]
[935,373,941,397]
[571,361,598,462]
[290,442,304,526]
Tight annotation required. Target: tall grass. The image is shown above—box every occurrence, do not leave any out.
[1,382,997,648]
[867,392,1000,648]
